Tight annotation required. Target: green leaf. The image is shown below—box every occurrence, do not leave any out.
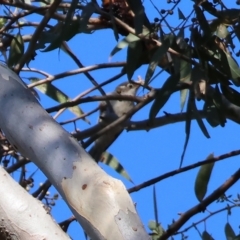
[100,151,133,182]
[178,8,186,20]
[148,220,158,231]
[109,34,140,58]
[180,93,192,168]
[153,186,158,225]
[203,102,221,127]
[8,34,24,67]
[127,0,151,34]
[195,5,211,37]
[216,24,229,39]
[225,223,236,240]
[29,78,89,123]
[217,9,240,25]
[126,40,143,80]
[179,49,191,111]
[79,2,95,32]
[195,154,215,202]
[221,84,240,107]
[202,231,214,240]
[149,74,179,121]
[148,221,165,238]
[145,37,171,85]
[234,235,240,240]
[192,99,210,139]
[0,18,7,29]
[225,53,240,86]
[42,20,82,52]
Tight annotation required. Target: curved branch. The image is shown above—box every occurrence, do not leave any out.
[159,168,240,240]
[28,62,126,88]
[128,149,240,193]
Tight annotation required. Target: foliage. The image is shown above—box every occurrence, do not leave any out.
[1,0,240,239]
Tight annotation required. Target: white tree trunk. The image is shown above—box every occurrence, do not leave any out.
[0,166,71,240]
[0,64,149,240]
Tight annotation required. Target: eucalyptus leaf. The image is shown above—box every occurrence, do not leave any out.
[216,24,229,39]
[145,38,171,85]
[178,8,186,20]
[225,53,240,86]
[202,230,214,240]
[221,84,240,107]
[225,222,236,240]
[110,34,140,57]
[127,0,151,34]
[179,48,191,111]
[203,102,221,127]
[180,93,192,168]
[42,20,81,52]
[153,186,158,225]
[192,99,210,138]
[195,6,211,37]
[149,74,180,121]
[126,40,143,80]
[29,78,89,123]
[100,151,133,182]
[80,2,95,32]
[195,154,215,202]
[8,34,24,67]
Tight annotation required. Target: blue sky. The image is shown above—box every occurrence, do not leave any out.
[4,0,240,239]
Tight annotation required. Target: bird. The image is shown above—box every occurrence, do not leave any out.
[88,81,141,162]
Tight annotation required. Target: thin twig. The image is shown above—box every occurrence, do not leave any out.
[28,62,126,88]
[159,168,240,240]
[128,149,240,193]
[13,0,62,73]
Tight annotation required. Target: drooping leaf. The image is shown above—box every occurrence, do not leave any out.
[195,154,215,202]
[153,186,158,225]
[203,102,221,127]
[225,223,236,240]
[194,6,211,37]
[178,8,186,20]
[29,78,89,123]
[175,29,191,111]
[109,33,140,58]
[217,9,240,25]
[211,85,226,127]
[79,2,95,32]
[145,37,171,85]
[179,48,191,111]
[149,74,180,121]
[221,84,240,107]
[100,151,133,182]
[42,20,82,52]
[216,24,229,39]
[180,93,192,168]
[225,53,240,86]
[8,34,24,67]
[127,0,151,34]
[0,18,6,29]
[202,230,214,240]
[192,99,210,138]
[234,235,240,240]
[126,40,143,80]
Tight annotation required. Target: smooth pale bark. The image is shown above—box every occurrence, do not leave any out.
[0,63,149,240]
[0,166,71,240]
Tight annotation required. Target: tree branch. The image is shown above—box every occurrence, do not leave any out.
[128,149,240,193]
[159,168,240,240]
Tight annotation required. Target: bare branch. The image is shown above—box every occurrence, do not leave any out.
[159,168,240,240]
[128,149,240,193]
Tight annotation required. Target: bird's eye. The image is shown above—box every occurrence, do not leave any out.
[128,84,133,88]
